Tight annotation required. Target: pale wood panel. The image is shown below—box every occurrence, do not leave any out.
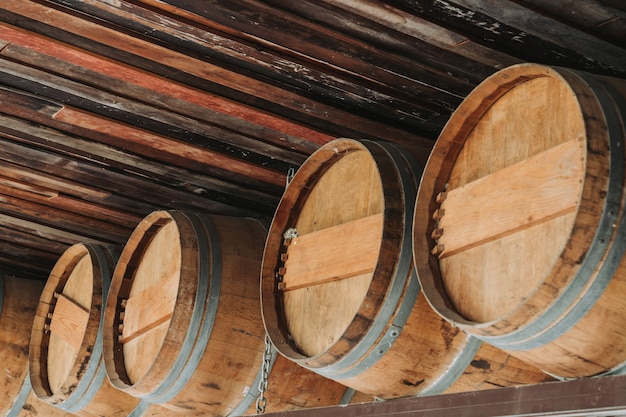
[49,294,90,351]
[441,212,577,323]
[438,139,582,258]
[284,149,383,357]
[47,250,93,394]
[123,219,181,384]
[122,321,171,386]
[282,213,382,291]
[440,75,585,323]
[121,271,178,344]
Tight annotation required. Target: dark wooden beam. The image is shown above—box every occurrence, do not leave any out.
[263,374,626,417]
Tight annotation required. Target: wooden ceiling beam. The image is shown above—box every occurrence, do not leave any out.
[0,0,436,144]
[262,374,626,417]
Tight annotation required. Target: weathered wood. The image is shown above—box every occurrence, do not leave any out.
[318,0,521,69]
[450,0,626,69]
[0,119,270,216]
[0,0,434,145]
[0,22,333,151]
[515,0,626,46]
[53,106,285,187]
[261,374,626,417]
[49,0,459,134]
[282,213,383,291]
[388,0,626,77]
[41,0,454,135]
[0,91,282,207]
[0,55,303,171]
[0,160,111,200]
[0,188,132,243]
[262,0,498,84]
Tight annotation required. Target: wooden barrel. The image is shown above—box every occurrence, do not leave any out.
[29,243,141,416]
[413,63,626,379]
[261,138,552,399]
[0,273,73,417]
[103,210,360,416]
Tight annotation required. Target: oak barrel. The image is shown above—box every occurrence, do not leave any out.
[413,63,626,378]
[0,273,73,417]
[261,138,552,399]
[103,210,360,416]
[29,243,141,416]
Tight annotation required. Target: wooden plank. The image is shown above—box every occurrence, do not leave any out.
[43,0,453,133]
[389,0,626,77]
[515,0,626,46]
[318,0,521,69]
[0,160,111,200]
[120,271,179,345]
[437,139,582,258]
[0,188,132,243]
[282,213,383,291]
[49,294,90,351]
[0,55,303,171]
[0,22,332,150]
[449,0,626,70]
[67,0,464,124]
[52,107,285,187]
[0,212,104,245]
[263,0,497,84]
[260,374,626,417]
[0,174,58,198]
[0,112,276,215]
[0,0,434,145]
[0,84,283,202]
[0,46,317,165]
[0,182,140,229]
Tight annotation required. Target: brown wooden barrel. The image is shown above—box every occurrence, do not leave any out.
[29,243,141,416]
[0,273,74,417]
[261,138,552,399]
[103,210,360,416]
[413,63,626,379]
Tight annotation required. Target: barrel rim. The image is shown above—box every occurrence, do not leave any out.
[413,63,611,336]
[104,210,199,396]
[261,138,415,370]
[29,243,105,406]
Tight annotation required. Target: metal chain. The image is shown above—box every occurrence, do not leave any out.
[255,167,294,414]
[255,333,273,414]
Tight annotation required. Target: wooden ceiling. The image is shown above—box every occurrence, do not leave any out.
[0,0,625,279]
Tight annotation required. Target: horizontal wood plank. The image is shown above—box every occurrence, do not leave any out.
[438,139,583,258]
[282,213,383,291]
